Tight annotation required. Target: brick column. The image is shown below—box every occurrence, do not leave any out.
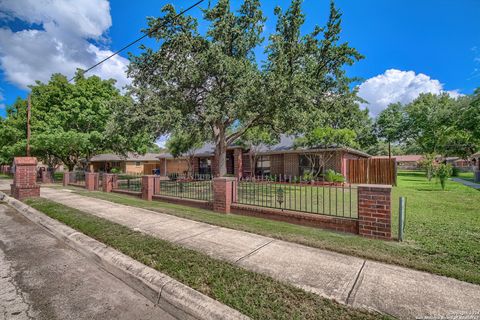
[358,184,392,240]
[233,148,243,179]
[154,176,161,194]
[11,157,40,200]
[213,177,236,213]
[41,170,53,184]
[63,171,70,186]
[142,175,154,201]
[85,173,99,191]
[102,174,118,192]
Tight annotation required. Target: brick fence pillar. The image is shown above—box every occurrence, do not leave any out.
[63,171,70,186]
[103,174,118,192]
[41,170,53,184]
[233,148,243,179]
[142,175,154,201]
[213,177,236,213]
[11,157,40,200]
[358,184,392,240]
[154,176,161,194]
[85,172,99,191]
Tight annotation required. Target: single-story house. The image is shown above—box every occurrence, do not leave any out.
[372,155,423,170]
[89,152,189,175]
[89,135,370,178]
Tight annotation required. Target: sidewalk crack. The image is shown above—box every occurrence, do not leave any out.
[234,239,275,264]
[346,260,366,305]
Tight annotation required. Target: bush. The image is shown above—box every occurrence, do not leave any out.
[110,168,121,174]
[434,163,453,190]
[325,169,345,183]
[451,166,460,177]
[301,172,314,181]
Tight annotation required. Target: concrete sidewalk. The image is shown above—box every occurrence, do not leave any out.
[41,187,480,320]
[451,178,480,190]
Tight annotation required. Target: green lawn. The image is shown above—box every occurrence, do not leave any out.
[25,197,387,320]
[456,171,475,182]
[0,174,11,179]
[60,171,480,285]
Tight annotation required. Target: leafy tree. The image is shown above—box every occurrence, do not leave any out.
[418,153,436,181]
[0,72,150,171]
[375,102,404,157]
[166,131,205,177]
[293,127,356,178]
[113,0,362,176]
[435,163,452,191]
[403,93,456,156]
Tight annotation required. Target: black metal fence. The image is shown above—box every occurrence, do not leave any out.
[154,175,213,201]
[236,176,358,218]
[116,172,143,192]
[69,171,86,186]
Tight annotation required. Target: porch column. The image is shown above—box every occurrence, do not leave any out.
[234,148,243,179]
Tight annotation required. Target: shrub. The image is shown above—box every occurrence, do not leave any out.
[451,166,460,177]
[325,169,345,183]
[302,172,314,181]
[418,154,436,181]
[435,163,453,190]
[110,168,121,174]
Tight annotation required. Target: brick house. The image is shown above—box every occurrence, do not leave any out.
[89,135,369,178]
[158,135,370,179]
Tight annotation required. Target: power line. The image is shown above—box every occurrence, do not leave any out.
[68,0,205,82]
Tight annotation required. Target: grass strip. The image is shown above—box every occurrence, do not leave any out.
[24,197,388,320]
[56,170,480,285]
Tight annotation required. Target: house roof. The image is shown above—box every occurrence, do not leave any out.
[372,155,424,162]
[90,152,166,162]
[471,151,480,158]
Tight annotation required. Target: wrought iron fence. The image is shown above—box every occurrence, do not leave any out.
[154,175,213,201]
[69,171,86,186]
[236,176,358,218]
[116,172,142,192]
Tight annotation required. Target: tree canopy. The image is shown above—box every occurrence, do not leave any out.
[0,71,150,169]
[111,0,363,176]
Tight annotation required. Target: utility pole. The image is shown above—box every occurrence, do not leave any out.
[26,94,31,157]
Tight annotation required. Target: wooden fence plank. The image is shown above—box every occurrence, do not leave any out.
[346,158,396,185]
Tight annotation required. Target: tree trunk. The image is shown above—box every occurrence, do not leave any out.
[214,125,227,177]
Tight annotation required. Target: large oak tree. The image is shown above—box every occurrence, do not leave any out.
[113,0,362,176]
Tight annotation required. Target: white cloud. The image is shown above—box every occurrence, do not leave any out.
[0,0,129,90]
[358,69,462,116]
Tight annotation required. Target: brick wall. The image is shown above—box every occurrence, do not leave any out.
[284,153,299,177]
[270,154,284,176]
[357,185,392,240]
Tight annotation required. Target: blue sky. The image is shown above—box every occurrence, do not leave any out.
[0,0,479,118]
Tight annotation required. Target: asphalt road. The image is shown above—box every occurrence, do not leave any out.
[0,203,175,320]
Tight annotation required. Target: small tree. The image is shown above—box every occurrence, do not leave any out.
[166,132,204,178]
[435,163,452,191]
[294,127,357,179]
[375,102,404,158]
[237,127,279,177]
[418,153,436,181]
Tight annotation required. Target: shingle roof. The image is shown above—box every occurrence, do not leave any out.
[90,152,166,162]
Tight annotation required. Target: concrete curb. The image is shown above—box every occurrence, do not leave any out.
[0,192,249,320]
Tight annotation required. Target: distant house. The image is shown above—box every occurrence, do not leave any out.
[373,155,423,170]
[89,135,370,178]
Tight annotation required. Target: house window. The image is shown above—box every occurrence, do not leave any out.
[255,156,271,176]
[135,161,141,167]
[299,154,322,177]
[198,158,211,175]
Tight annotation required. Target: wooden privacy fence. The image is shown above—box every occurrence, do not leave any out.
[346,158,396,185]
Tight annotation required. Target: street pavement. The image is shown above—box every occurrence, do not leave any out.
[0,203,175,320]
[40,187,480,320]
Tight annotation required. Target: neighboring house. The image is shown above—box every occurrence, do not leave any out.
[89,153,188,175]
[373,155,423,170]
[471,152,480,171]
[88,135,370,178]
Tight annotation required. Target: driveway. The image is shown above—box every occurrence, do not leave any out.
[0,203,175,320]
